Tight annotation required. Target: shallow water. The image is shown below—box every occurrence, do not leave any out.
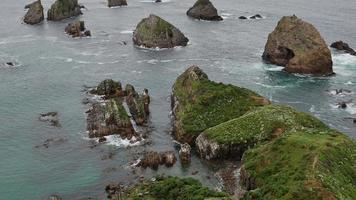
[0,0,356,199]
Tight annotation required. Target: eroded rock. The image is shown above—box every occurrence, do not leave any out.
[47,0,82,21]
[187,0,223,21]
[65,21,91,37]
[262,15,333,75]
[24,0,44,25]
[331,41,356,56]
[133,14,189,48]
[138,151,176,169]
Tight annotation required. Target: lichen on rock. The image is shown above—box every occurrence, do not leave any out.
[133,14,189,48]
[262,15,333,76]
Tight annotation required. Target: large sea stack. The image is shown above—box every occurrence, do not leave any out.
[262,15,333,75]
[133,14,189,48]
[187,0,223,21]
[47,0,82,21]
[24,0,44,25]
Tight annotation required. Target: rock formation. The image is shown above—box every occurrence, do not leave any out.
[171,66,269,144]
[47,0,82,21]
[133,14,189,48]
[179,143,191,164]
[186,0,223,21]
[91,79,123,98]
[262,15,333,75]
[125,85,150,125]
[138,151,177,169]
[39,112,61,127]
[65,21,91,37]
[331,41,356,56]
[24,0,44,25]
[107,0,127,7]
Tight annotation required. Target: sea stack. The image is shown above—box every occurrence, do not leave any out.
[262,15,333,76]
[107,0,127,7]
[47,0,82,21]
[133,14,189,48]
[187,0,222,21]
[65,21,91,37]
[23,0,44,25]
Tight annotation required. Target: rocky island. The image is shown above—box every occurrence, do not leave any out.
[187,0,223,21]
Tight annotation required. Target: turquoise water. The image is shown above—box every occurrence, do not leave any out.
[0,0,356,199]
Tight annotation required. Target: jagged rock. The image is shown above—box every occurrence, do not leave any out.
[133,14,189,48]
[24,0,44,25]
[86,98,137,140]
[331,41,356,56]
[91,79,123,98]
[65,21,91,37]
[171,66,269,144]
[125,85,150,125]
[196,105,327,160]
[108,0,127,7]
[179,143,191,164]
[187,0,223,21]
[138,151,176,169]
[262,15,333,75]
[39,112,61,127]
[47,0,82,21]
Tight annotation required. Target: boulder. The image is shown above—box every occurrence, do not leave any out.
[133,14,189,48]
[47,0,82,21]
[125,85,150,125]
[108,0,127,7]
[262,15,333,75]
[331,41,356,56]
[171,66,269,144]
[195,105,327,160]
[187,0,223,21]
[86,98,137,140]
[24,0,44,25]
[138,151,177,169]
[65,21,91,37]
[179,143,191,164]
[240,130,356,200]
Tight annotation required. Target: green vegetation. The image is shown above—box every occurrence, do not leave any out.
[241,130,356,200]
[136,15,174,41]
[173,66,268,139]
[124,176,230,200]
[105,98,130,124]
[204,104,328,145]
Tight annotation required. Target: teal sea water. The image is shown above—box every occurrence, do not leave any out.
[0,0,355,199]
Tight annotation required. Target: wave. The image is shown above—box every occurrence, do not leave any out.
[120,30,133,34]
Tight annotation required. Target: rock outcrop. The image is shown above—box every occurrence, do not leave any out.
[331,41,356,56]
[195,105,327,160]
[133,14,189,48]
[186,0,223,21]
[24,0,44,25]
[125,85,150,125]
[138,151,177,169]
[65,21,91,37]
[179,143,191,164]
[240,130,356,200]
[47,0,82,21]
[171,66,269,144]
[91,79,123,98]
[262,15,333,75]
[107,0,127,7]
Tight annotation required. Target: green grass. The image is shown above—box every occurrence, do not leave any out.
[124,176,230,200]
[241,130,356,200]
[204,104,328,145]
[173,67,268,138]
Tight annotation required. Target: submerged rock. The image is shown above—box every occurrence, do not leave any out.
[138,151,177,169]
[331,41,356,56]
[239,16,247,20]
[187,0,223,21]
[125,85,150,125]
[240,130,356,200]
[65,21,91,37]
[262,15,333,75]
[249,14,262,19]
[47,195,62,200]
[47,0,82,21]
[86,98,137,139]
[196,105,327,160]
[24,0,44,25]
[133,14,189,48]
[179,143,191,164]
[39,112,61,127]
[171,66,269,144]
[108,0,127,7]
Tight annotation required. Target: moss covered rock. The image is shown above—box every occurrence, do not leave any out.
[133,14,189,48]
[24,0,44,25]
[262,15,333,75]
[172,66,269,144]
[187,0,223,21]
[240,130,356,200]
[114,176,230,200]
[47,0,82,21]
[196,104,328,160]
